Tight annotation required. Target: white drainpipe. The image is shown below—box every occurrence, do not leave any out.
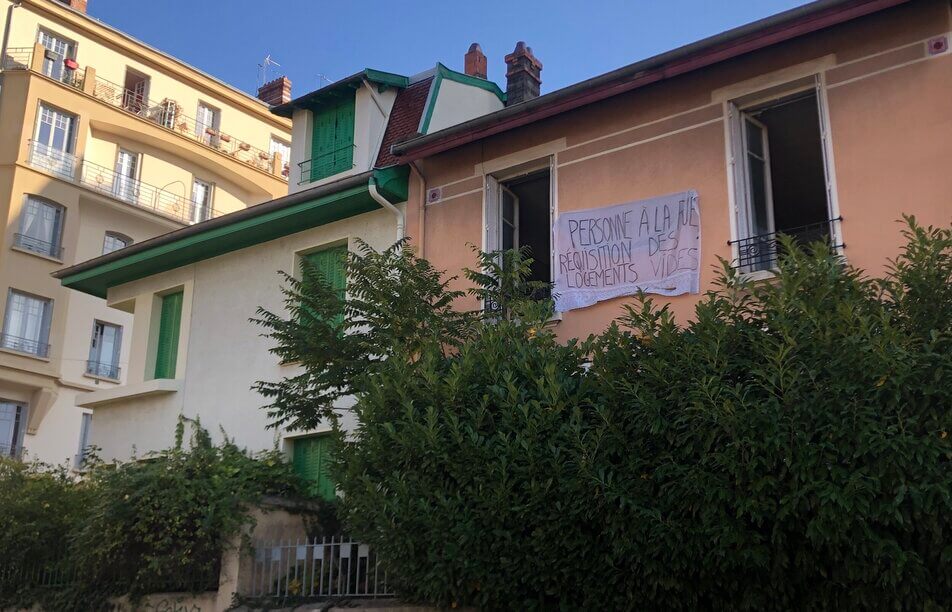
[368,176,404,242]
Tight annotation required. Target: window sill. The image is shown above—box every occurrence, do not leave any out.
[0,346,50,362]
[75,377,182,408]
[737,269,778,283]
[10,246,63,264]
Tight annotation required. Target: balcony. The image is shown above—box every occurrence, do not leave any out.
[80,160,220,224]
[86,359,120,380]
[28,140,78,180]
[13,233,63,259]
[3,47,286,180]
[297,144,356,185]
[0,332,50,358]
[729,217,843,272]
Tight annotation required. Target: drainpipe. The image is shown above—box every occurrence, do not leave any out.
[0,1,23,95]
[409,160,427,258]
[368,176,404,242]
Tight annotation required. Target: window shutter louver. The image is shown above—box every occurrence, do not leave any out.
[292,435,335,500]
[153,291,183,379]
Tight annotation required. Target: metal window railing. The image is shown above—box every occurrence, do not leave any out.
[249,537,393,601]
[728,217,843,272]
[86,359,120,380]
[28,140,78,180]
[79,160,218,225]
[297,145,356,185]
[13,233,63,259]
[0,442,24,460]
[0,333,50,358]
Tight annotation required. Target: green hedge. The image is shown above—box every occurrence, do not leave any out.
[260,220,951,610]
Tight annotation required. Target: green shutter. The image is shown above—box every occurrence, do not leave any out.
[309,97,355,182]
[292,435,335,500]
[153,291,183,379]
[302,245,347,328]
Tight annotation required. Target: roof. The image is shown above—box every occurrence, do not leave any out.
[54,167,409,298]
[375,76,435,168]
[391,0,911,161]
[271,69,409,118]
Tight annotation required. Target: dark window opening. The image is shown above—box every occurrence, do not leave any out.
[502,169,551,291]
[122,69,150,115]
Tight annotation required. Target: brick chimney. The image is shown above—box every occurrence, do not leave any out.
[504,42,542,105]
[257,76,292,106]
[464,43,487,79]
[59,0,87,12]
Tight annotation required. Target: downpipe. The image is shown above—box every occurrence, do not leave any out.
[368,176,404,243]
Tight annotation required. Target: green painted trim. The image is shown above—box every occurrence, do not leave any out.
[59,169,409,299]
[274,69,408,117]
[436,63,506,102]
[363,68,409,89]
[418,74,443,135]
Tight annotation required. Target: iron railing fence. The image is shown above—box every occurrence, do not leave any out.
[0,558,220,594]
[297,145,356,185]
[13,233,63,259]
[86,359,120,380]
[0,333,50,358]
[79,160,219,224]
[728,217,843,272]
[1,47,32,70]
[85,74,281,176]
[0,442,24,460]
[249,537,393,601]
[27,140,78,180]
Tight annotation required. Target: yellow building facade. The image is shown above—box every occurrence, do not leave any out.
[0,0,290,465]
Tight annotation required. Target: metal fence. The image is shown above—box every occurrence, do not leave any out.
[0,332,50,358]
[0,442,23,460]
[13,233,62,259]
[1,47,33,70]
[86,359,120,380]
[28,140,78,180]
[297,145,356,185]
[249,537,393,601]
[728,217,843,272]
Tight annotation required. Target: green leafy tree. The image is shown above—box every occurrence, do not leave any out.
[257,220,951,610]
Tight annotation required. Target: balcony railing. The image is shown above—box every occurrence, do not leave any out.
[0,442,24,461]
[13,233,63,259]
[728,217,843,272]
[3,47,286,179]
[80,160,219,224]
[28,140,78,180]
[86,360,120,380]
[0,333,50,358]
[297,145,356,185]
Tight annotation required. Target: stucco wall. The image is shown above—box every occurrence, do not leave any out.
[409,0,952,341]
[91,206,401,460]
[426,78,504,134]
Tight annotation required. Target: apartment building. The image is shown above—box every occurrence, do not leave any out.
[393,0,952,340]
[0,0,291,465]
[54,60,502,495]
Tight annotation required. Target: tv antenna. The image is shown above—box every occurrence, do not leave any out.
[316,73,334,86]
[258,55,282,86]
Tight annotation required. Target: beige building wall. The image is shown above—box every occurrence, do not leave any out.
[82,206,399,461]
[0,0,290,465]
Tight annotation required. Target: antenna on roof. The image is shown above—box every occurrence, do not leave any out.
[316,73,334,86]
[258,55,282,87]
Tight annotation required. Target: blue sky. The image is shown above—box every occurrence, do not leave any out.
[87,0,811,98]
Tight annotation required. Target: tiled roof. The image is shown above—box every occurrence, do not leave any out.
[375,77,434,168]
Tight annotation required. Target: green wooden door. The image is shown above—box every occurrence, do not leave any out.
[302,246,347,328]
[309,97,355,181]
[153,291,183,379]
[292,435,335,500]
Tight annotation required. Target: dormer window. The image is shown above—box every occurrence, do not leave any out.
[301,96,355,184]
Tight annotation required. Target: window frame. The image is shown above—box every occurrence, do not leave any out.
[102,231,133,255]
[1,289,54,359]
[74,412,92,469]
[190,178,214,224]
[15,195,66,259]
[195,101,221,147]
[36,27,77,81]
[87,319,122,380]
[0,400,28,459]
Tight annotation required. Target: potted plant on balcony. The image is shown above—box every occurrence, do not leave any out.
[239,142,251,152]
[258,151,270,160]
[219,133,231,143]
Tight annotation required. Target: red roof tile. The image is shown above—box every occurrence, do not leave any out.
[375,77,434,168]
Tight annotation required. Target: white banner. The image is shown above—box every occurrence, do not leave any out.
[553,190,700,312]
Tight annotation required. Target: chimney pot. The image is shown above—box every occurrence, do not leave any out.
[504,41,542,106]
[59,0,88,13]
[464,43,487,79]
[257,76,292,107]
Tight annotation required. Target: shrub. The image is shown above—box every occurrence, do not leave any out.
[260,219,951,610]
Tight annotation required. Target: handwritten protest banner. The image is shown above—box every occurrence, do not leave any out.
[553,190,700,312]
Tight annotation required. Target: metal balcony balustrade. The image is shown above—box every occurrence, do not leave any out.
[728,217,843,271]
[0,332,50,358]
[28,140,78,180]
[86,359,120,380]
[3,47,285,179]
[0,442,24,460]
[13,233,63,259]
[297,145,356,185]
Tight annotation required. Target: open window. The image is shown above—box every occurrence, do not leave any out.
[121,68,150,115]
[729,79,840,272]
[484,162,553,301]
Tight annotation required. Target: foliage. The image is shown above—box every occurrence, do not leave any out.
[259,219,951,610]
[0,419,308,611]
